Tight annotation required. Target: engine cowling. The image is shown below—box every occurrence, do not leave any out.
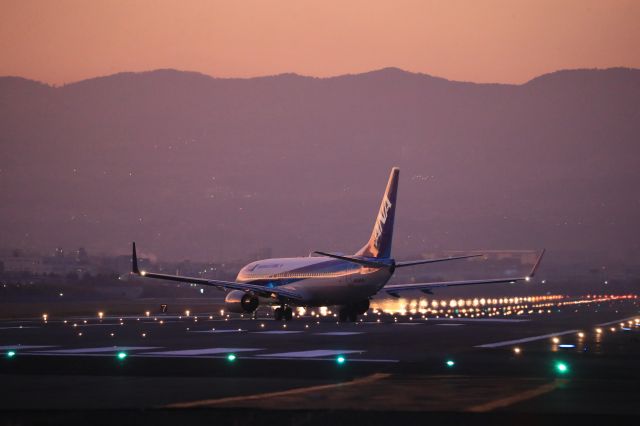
[224,290,259,313]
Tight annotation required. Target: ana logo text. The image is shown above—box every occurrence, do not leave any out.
[373,195,392,248]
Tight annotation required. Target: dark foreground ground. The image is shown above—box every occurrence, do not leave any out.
[1,295,639,425]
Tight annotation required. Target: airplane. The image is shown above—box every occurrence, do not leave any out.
[131,167,544,322]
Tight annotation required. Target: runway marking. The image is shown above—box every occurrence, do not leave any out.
[251,331,302,335]
[393,323,421,325]
[0,326,39,329]
[257,349,362,358]
[35,346,160,354]
[314,332,363,336]
[75,324,123,327]
[0,345,55,350]
[188,329,246,333]
[436,324,465,326]
[431,318,529,323]
[466,379,565,412]
[475,330,580,348]
[144,347,263,356]
[597,316,639,326]
[247,356,398,363]
[165,372,390,408]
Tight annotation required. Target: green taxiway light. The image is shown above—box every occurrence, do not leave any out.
[446,360,455,367]
[7,351,16,358]
[227,353,237,362]
[116,352,127,360]
[555,362,569,374]
[336,356,346,365]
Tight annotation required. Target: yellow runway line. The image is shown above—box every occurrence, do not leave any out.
[165,372,391,408]
[466,379,566,412]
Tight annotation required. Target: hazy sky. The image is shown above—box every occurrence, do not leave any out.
[1,0,639,85]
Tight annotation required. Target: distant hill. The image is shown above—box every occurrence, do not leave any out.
[1,67,639,261]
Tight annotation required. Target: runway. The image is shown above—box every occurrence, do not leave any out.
[1,295,640,423]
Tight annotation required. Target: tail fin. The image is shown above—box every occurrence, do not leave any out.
[355,167,399,259]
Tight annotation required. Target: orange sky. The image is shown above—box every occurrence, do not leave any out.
[1,0,639,85]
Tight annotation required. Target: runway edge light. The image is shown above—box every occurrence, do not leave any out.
[336,355,346,365]
[446,359,455,368]
[227,353,237,362]
[116,351,127,360]
[6,350,16,358]
[555,361,569,374]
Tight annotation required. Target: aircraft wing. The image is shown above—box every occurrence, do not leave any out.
[130,243,304,301]
[382,249,545,297]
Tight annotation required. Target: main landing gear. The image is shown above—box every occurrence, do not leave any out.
[274,306,293,321]
[338,300,370,323]
[338,307,358,323]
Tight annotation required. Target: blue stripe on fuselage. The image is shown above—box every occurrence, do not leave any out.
[244,259,361,288]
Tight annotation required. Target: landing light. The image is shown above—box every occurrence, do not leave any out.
[116,352,127,360]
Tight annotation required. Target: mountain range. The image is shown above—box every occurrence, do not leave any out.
[1,67,639,261]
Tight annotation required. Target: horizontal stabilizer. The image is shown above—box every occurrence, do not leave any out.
[313,251,389,268]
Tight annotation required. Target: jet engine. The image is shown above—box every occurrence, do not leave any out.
[225,290,259,313]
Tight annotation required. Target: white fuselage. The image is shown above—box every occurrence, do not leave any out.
[236,256,392,307]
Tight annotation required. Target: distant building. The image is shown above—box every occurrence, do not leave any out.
[0,253,50,274]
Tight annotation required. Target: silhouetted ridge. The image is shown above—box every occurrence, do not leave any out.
[0,67,638,260]
[524,67,640,86]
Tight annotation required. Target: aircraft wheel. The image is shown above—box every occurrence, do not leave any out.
[274,307,283,321]
[284,307,293,321]
[338,309,349,322]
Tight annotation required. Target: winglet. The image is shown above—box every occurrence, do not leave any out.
[132,242,140,275]
[528,249,545,278]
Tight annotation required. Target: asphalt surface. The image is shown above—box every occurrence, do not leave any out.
[1,295,639,424]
